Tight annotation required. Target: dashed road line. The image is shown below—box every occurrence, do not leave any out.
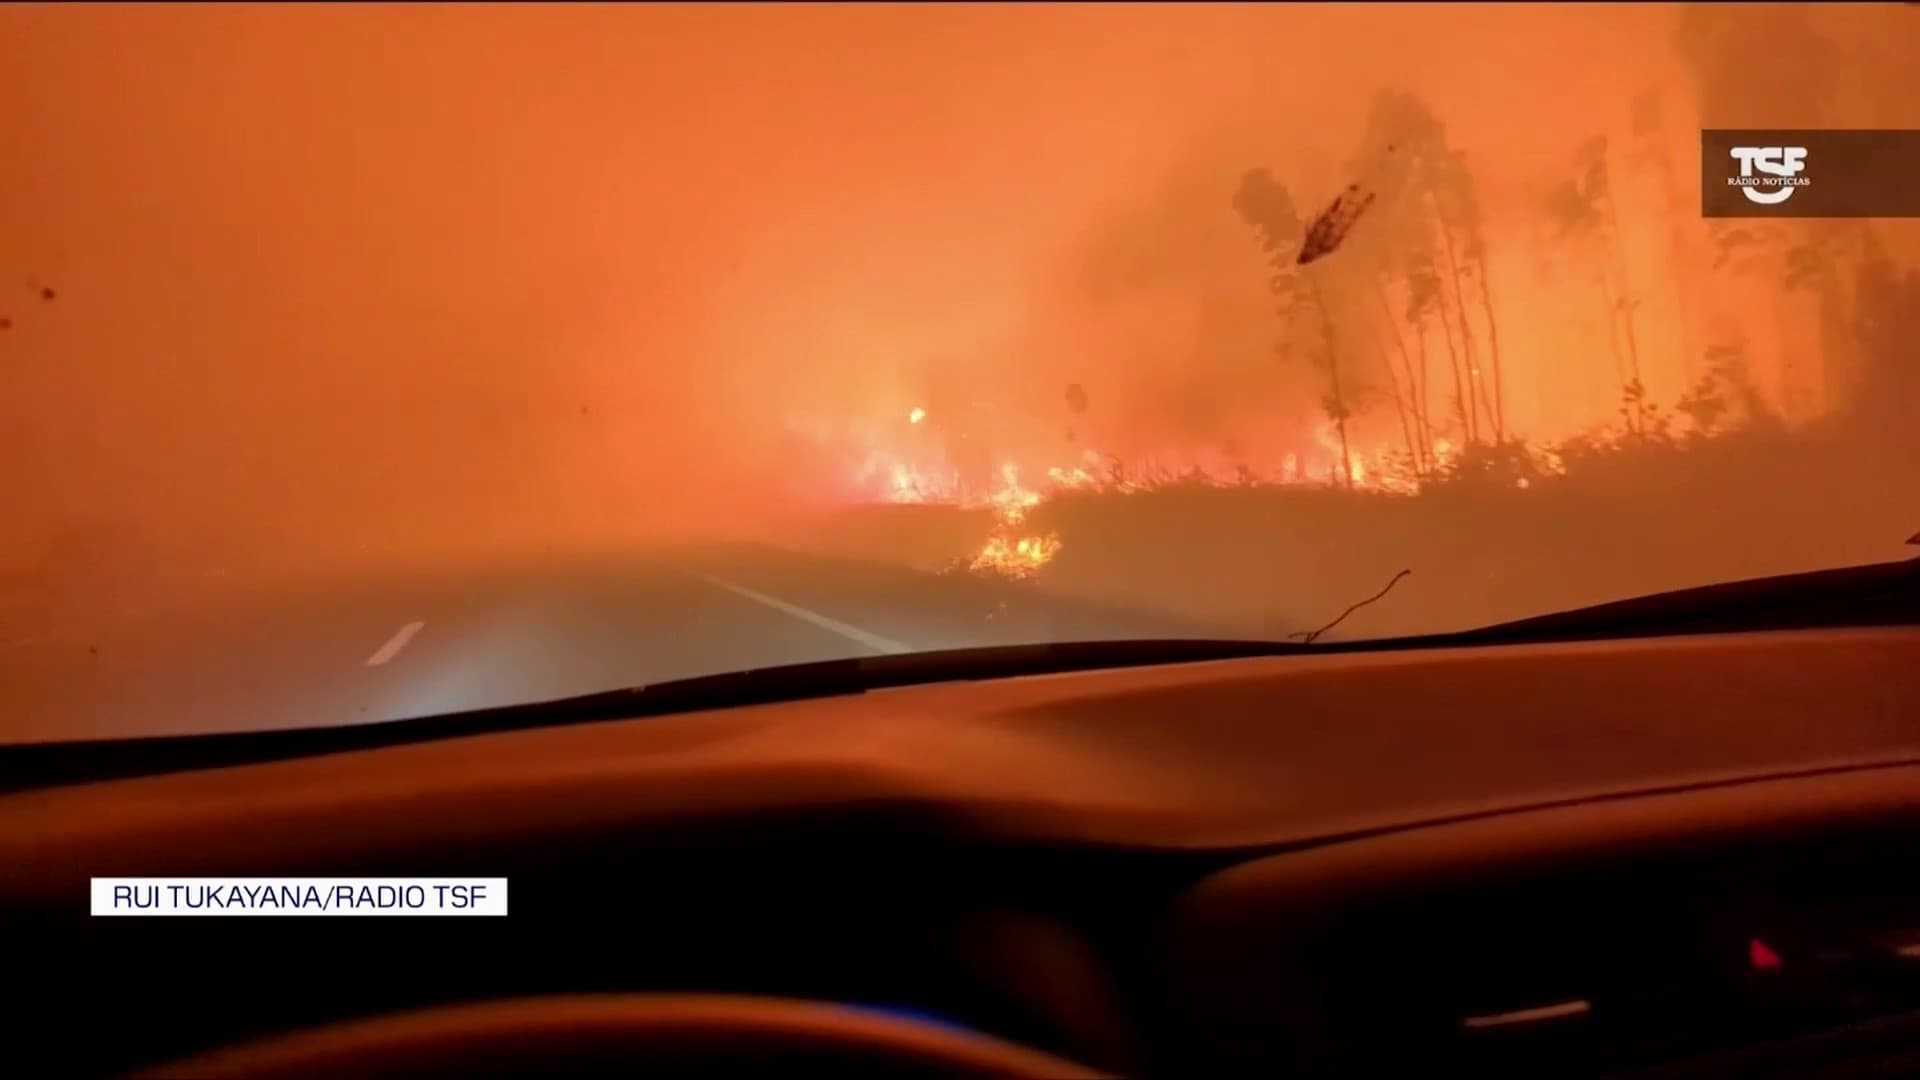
[364,620,425,666]
[692,573,912,655]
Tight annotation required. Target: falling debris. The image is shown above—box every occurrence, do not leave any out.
[0,317,10,331]
[1064,382,1089,415]
[1296,182,1378,265]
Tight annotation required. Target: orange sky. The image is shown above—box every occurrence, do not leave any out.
[4,4,1916,567]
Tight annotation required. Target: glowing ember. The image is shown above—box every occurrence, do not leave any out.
[908,407,926,425]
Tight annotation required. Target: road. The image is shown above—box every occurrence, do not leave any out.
[0,544,1232,744]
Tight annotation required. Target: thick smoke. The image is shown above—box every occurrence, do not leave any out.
[4,4,1917,612]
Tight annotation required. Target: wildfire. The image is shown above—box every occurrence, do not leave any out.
[1046,462,1100,489]
[807,403,1575,582]
[969,531,1062,577]
[986,463,1041,522]
[968,462,1061,578]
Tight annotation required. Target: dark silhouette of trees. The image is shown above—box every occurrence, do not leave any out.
[1235,89,1524,485]
[1341,90,1504,451]
[1546,135,1654,437]
[1442,149,1506,444]
[1234,168,1356,486]
[1849,252,1920,439]
[1672,3,1863,422]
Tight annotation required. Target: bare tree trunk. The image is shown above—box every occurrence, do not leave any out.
[1435,214,1487,445]
[1302,276,1354,488]
[1435,285,1471,445]
[1414,320,1433,466]
[1648,137,1704,388]
[1600,181,1644,389]
[1373,280,1429,474]
[1594,267,1636,436]
[1473,249,1507,443]
[1364,310,1420,477]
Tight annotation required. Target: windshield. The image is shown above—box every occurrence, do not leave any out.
[4,3,1917,743]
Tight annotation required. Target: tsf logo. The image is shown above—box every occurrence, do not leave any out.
[1728,146,1810,205]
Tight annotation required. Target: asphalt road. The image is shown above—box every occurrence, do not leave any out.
[0,544,1232,744]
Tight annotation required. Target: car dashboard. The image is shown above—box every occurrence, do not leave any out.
[4,624,1919,1077]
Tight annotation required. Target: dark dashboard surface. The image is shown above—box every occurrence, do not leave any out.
[4,625,1918,1076]
[5,626,1918,881]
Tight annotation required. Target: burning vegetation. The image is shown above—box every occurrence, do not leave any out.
[777,6,1918,598]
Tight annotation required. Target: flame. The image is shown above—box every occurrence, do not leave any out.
[969,531,1061,578]
[792,402,1585,581]
[986,463,1041,522]
[967,462,1059,578]
[1046,460,1100,489]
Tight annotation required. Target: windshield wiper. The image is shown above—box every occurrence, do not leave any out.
[0,638,1325,794]
[1,556,1914,794]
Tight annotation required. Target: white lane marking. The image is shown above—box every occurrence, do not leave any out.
[694,573,912,655]
[364,621,425,667]
[1462,999,1591,1030]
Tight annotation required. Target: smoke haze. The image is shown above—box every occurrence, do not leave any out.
[4,3,1917,600]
